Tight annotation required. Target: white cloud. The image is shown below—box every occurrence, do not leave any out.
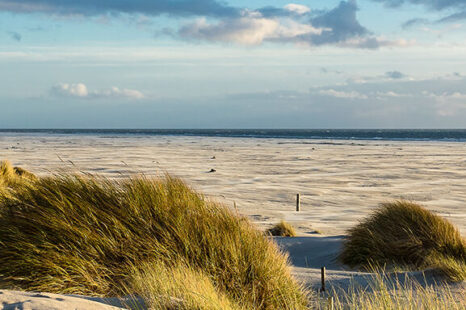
[178,14,323,45]
[51,83,89,97]
[96,87,145,99]
[422,91,466,100]
[378,91,404,97]
[284,4,311,15]
[373,91,413,100]
[51,83,144,99]
[318,89,368,99]
[374,91,412,99]
[179,17,277,45]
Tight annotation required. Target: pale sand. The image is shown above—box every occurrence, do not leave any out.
[1,133,465,235]
[0,290,126,309]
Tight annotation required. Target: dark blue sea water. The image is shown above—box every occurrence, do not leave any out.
[1,129,466,142]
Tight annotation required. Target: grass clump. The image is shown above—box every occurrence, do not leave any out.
[267,220,297,237]
[340,200,466,282]
[0,172,309,309]
[129,261,244,310]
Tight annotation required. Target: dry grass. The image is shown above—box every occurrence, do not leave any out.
[129,261,245,310]
[339,201,466,282]
[267,220,297,237]
[0,170,309,309]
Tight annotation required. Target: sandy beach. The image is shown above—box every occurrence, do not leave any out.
[1,133,465,236]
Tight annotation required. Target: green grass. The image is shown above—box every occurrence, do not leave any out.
[0,169,309,309]
[267,220,297,237]
[339,201,466,282]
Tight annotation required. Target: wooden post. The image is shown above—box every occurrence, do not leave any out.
[296,194,300,212]
[321,267,326,292]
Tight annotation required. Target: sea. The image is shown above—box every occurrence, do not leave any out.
[0,129,465,142]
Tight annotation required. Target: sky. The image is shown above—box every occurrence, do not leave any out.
[0,0,465,128]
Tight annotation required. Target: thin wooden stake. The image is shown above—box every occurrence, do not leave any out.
[296,194,300,212]
[321,266,326,292]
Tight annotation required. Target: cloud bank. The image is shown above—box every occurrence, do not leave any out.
[0,0,238,17]
[177,1,408,48]
[51,83,144,100]
[371,0,465,10]
[213,75,466,127]
[371,0,466,22]
[0,0,409,49]
[3,75,465,128]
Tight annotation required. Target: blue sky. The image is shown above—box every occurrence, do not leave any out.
[0,0,465,128]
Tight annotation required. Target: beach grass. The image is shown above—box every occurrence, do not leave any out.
[339,200,466,282]
[315,272,465,310]
[128,261,247,309]
[267,220,297,237]
[0,169,309,309]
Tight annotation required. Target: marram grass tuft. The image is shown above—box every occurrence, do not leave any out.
[267,220,297,237]
[339,200,466,282]
[0,171,309,309]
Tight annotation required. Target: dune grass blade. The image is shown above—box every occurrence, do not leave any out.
[0,172,309,309]
[339,200,466,282]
